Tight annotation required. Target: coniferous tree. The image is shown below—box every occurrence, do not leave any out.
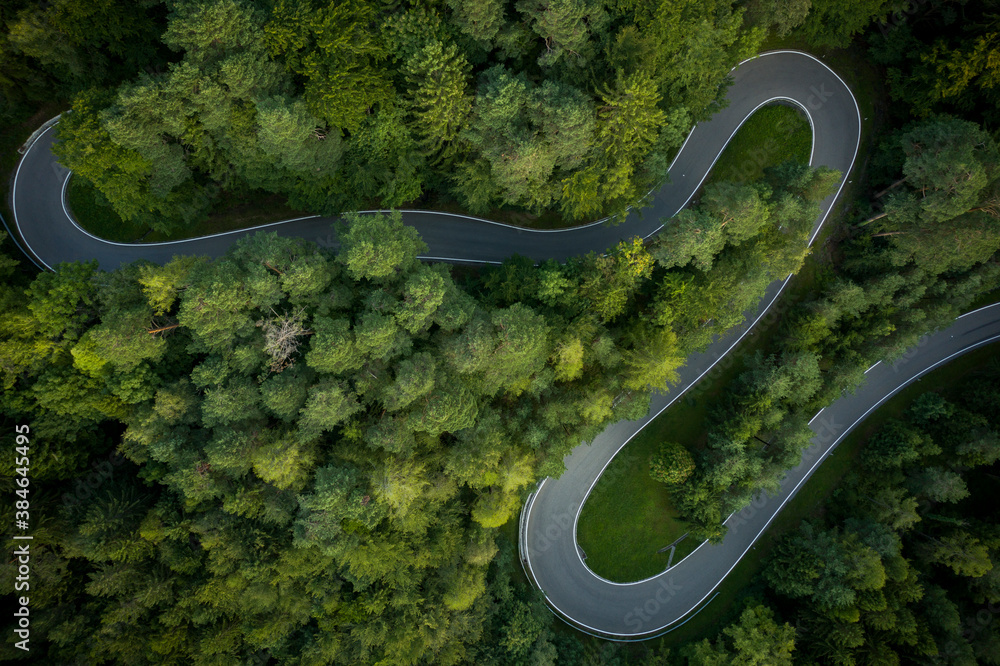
[405,40,472,161]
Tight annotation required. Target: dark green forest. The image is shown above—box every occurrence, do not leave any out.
[2,0,1000,664]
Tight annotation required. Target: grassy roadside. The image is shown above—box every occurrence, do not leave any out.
[576,105,810,583]
[145,190,305,242]
[65,162,633,240]
[67,173,581,241]
[65,177,148,242]
[65,176,307,243]
[1,105,64,204]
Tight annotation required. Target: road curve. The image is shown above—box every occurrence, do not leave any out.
[14,50,995,639]
[11,51,858,271]
[522,308,1000,639]
[514,61,999,638]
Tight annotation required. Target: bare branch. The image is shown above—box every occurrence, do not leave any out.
[147,318,180,336]
[859,211,888,227]
[256,308,312,373]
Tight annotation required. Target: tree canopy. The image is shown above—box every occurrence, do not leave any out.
[40,0,775,234]
[0,151,837,661]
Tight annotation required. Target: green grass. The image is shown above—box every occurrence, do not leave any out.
[576,443,688,581]
[408,196,575,230]
[145,190,304,242]
[67,177,307,243]
[705,104,812,185]
[66,171,577,240]
[576,323,774,582]
[66,177,148,242]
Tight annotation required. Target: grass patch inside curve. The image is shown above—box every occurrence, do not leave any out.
[575,331,762,582]
[575,103,812,584]
[66,177,148,242]
[66,176,307,243]
[706,104,812,186]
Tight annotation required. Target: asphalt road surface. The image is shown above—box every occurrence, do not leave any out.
[9,51,999,639]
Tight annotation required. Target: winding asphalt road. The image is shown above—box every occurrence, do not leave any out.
[9,51,1000,639]
[13,51,856,270]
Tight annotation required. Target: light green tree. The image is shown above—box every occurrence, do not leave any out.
[337,210,427,283]
[445,0,505,45]
[516,0,608,68]
[561,71,665,219]
[405,40,472,161]
[264,0,393,131]
[649,442,695,484]
[621,325,684,392]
